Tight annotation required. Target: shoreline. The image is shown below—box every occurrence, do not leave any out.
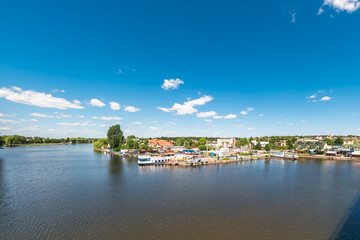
[95,148,360,166]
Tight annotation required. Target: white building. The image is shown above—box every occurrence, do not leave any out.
[216,138,236,149]
[168,146,185,152]
[251,140,269,148]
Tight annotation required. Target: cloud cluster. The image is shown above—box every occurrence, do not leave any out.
[307,90,332,102]
[30,112,72,118]
[161,78,184,90]
[319,0,360,13]
[0,86,84,110]
[240,107,255,115]
[0,113,16,117]
[157,95,213,115]
[57,121,95,126]
[99,116,123,121]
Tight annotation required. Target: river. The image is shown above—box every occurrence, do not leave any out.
[0,144,359,239]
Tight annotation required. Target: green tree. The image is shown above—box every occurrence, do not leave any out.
[265,144,271,151]
[175,137,185,146]
[198,145,207,151]
[93,138,108,149]
[324,138,334,146]
[255,141,262,150]
[236,138,249,147]
[107,124,124,149]
[334,137,344,145]
[5,136,15,146]
[199,137,207,146]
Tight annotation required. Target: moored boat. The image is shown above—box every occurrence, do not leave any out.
[137,155,172,165]
[270,151,298,160]
[138,155,152,165]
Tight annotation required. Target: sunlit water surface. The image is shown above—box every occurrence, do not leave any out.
[1,144,360,239]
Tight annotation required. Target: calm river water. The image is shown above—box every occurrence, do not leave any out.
[0,144,360,239]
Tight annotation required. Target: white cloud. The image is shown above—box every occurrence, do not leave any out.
[259,114,264,117]
[109,101,121,110]
[0,113,16,117]
[240,111,248,115]
[99,116,123,121]
[0,86,84,110]
[320,0,360,13]
[161,78,184,90]
[235,124,244,128]
[291,11,296,23]
[30,112,71,118]
[287,123,295,126]
[157,107,172,112]
[0,119,20,124]
[240,107,254,116]
[157,95,213,115]
[132,122,142,125]
[90,99,106,107]
[196,111,217,118]
[277,121,283,124]
[307,94,317,99]
[168,121,176,125]
[124,106,140,112]
[204,119,212,123]
[320,96,331,101]
[57,121,95,126]
[0,126,11,130]
[150,127,160,131]
[21,119,38,122]
[247,127,255,130]
[224,114,237,119]
[213,116,224,119]
[51,89,65,93]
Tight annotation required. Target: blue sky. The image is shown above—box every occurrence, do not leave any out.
[1,0,360,138]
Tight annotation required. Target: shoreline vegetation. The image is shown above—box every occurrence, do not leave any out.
[0,135,97,147]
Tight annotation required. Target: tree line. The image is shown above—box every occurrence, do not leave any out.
[0,135,97,147]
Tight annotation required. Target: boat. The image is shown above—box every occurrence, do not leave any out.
[137,155,172,165]
[270,151,298,160]
[138,155,152,165]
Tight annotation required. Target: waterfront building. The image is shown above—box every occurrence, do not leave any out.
[251,140,269,148]
[216,138,236,149]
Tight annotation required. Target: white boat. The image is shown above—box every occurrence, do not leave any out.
[138,155,152,165]
[270,151,298,160]
[137,155,172,165]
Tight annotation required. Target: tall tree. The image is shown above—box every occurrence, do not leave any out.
[334,137,344,145]
[107,124,124,149]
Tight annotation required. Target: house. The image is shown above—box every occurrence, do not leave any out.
[148,139,174,150]
[276,141,287,147]
[167,146,185,152]
[251,140,269,148]
[216,138,236,148]
[344,139,354,145]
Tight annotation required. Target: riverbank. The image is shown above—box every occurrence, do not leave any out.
[299,155,360,161]
[95,148,360,165]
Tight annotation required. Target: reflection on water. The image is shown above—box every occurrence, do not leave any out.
[0,144,359,240]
